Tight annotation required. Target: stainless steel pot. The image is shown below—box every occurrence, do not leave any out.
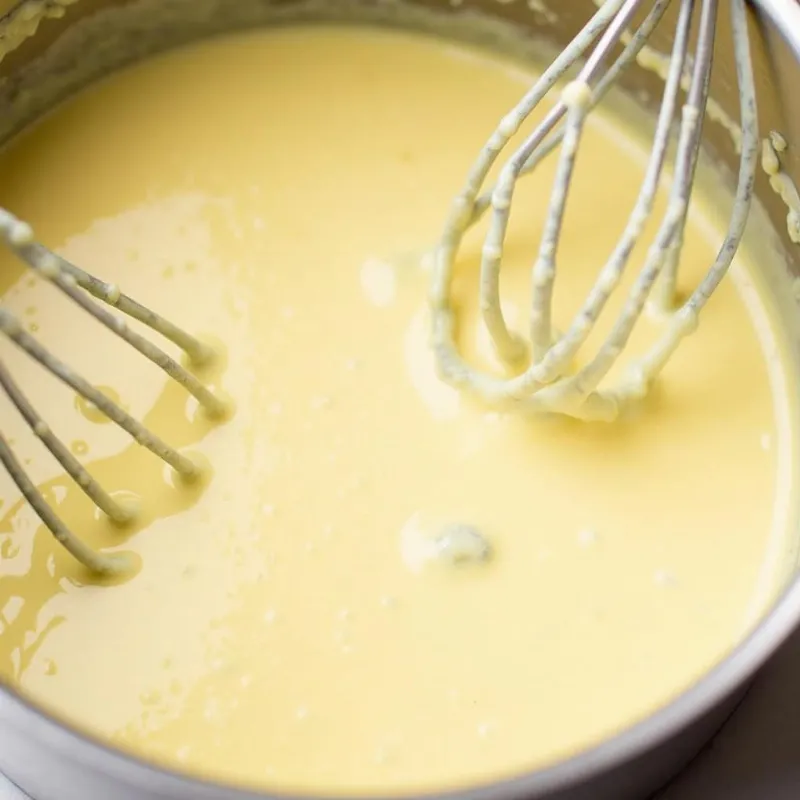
[0,0,798,798]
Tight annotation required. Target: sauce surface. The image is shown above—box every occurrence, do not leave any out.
[0,24,795,795]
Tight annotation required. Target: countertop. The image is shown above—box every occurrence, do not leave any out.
[3,625,800,799]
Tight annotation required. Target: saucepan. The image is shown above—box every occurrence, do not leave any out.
[0,0,798,798]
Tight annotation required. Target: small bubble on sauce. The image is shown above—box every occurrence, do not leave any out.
[311,394,332,411]
[140,689,162,706]
[360,257,397,308]
[578,528,598,547]
[70,440,89,456]
[203,698,220,721]
[654,569,678,588]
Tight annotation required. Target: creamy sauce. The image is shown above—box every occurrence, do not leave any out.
[0,24,796,796]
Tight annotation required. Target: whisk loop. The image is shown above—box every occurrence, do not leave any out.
[430,0,758,421]
[0,209,232,574]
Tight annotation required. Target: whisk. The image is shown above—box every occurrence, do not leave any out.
[430,0,758,421]
[0,210,232,575]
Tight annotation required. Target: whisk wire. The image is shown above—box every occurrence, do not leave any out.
[527,0,667,363]
[0,212,230,573]
[637,0,758,380]
[520,0,693,397]
[0,310,202,478]
[44,247,215,366]
[436,0,675,400]
[0,360,133,524]
[551,0,718,401]
[0,432,131,575]
[468,0,673,228]
[655,0,716,309]
[5,229,228,419]
[431,0,758,421]
[429,0,628,313]
[478,0,658,364]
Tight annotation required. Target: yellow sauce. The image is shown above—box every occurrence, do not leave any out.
[0,23,795,795]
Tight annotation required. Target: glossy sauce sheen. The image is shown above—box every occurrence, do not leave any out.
[0,25,794,795]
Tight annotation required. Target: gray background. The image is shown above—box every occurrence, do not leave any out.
[656,623,800,800]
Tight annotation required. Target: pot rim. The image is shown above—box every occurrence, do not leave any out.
[1,0,800,798]
[757,0,800,61]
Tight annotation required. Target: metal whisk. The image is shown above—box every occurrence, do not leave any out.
[430,0,758,421]
[0,210,232,575]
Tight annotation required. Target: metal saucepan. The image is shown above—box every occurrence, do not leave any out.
[0,0,798,798]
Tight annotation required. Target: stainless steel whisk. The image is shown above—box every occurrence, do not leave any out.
[430,0,758,421]
[0,209,231,575]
